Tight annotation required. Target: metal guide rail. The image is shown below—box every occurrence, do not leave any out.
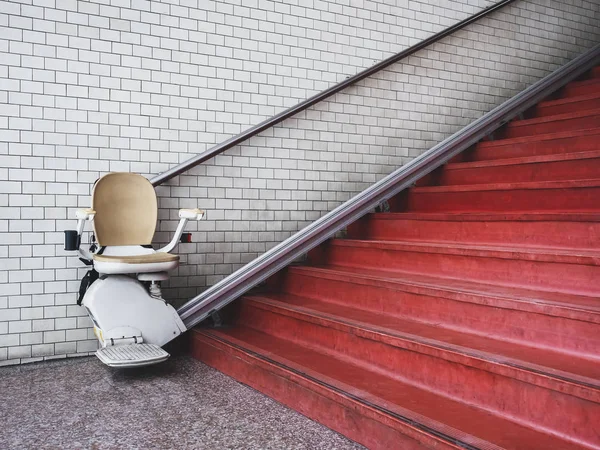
[177,43,600,329]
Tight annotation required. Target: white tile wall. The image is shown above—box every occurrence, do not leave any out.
[1,0,599,366]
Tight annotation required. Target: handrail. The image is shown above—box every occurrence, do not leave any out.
[151,0,516,187]
[178,43,600,328]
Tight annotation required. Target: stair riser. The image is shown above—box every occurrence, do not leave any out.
[535,97,600,117]
[473,133,600,161]
[563,80,600,97]
[405,186,600,213]
[281,270,600,359]
[235,301,600,446]
[440,157,600,185]
[504,115,600,138]
[191,331,442,450]
[348,216,600,249]
[325,243,600,296]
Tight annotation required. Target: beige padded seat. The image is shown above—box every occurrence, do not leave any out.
[92,172,157,246]
[93,253,179,264]
[90,173,180,274]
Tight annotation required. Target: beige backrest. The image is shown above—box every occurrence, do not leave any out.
[92,173,157,246]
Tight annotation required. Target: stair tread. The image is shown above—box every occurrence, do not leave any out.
[198,327,586,450]
[290,264,600,318]
[477,127,600,148]
[507,107,600,128]
[538,91,600,107]
[365,211,600,222]
[331,238,600,266]
[411,178,600,193]
[447,150,600,170]
[245,292,600,391]
[566,77,600,89]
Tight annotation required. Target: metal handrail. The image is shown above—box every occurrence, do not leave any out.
[178,43,600,328]
[151,0,516,187]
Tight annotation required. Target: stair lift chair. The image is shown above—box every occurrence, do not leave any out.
[66,172,204,368]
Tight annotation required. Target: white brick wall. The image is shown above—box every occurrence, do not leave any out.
[1,0,599,365]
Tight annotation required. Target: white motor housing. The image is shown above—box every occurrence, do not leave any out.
[83,275,186,348]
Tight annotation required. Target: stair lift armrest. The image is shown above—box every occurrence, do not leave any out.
[76,208,96,220]
[75,208,96,233]
[179,208,205,220]
[74,209,96,260]
[156,209,205,253]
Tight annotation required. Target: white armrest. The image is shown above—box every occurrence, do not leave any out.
[179,208,205,220]
[156,208,205,253]
[76,208,96,220]
[72,208,96,261]
[76,208,96,235]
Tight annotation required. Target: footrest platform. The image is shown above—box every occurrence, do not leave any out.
[96,343,170,368]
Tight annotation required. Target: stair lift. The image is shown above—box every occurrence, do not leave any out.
[64,172,204,368]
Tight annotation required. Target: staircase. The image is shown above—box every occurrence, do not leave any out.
[190,66,600,449]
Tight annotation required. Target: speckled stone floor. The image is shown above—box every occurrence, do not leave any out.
[0,355,364,450]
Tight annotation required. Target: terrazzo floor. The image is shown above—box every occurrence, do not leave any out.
[0,355,364,449]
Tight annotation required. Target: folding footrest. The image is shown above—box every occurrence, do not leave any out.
[96,343,170,368]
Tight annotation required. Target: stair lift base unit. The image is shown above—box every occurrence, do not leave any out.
[66,172,204,368]
[83,275,186,367]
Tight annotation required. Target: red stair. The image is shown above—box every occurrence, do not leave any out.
[191,66,600,449]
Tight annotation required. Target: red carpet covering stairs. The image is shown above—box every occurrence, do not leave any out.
[191,66,600,449]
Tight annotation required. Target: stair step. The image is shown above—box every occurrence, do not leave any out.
[280,265,600,359]
[347,212,600,249]
[562,78,600,97]
[193,327,582,450]
[403,179,600,213]
[244,293,600,386]
[220,296,600,447]
[324,239,600,296]
[504,109,600,138]
[535,92,600,117]
[473,128,600,161]
[191,65,600,449]
[439,150,600,185]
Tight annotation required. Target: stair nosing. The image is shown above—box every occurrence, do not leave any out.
[242,294,600,401]
[476,127,600,148]
[446,150,600,170]
[331,238,600,267]
[538,91,600,108]
[566,77,600,88]
[364,211,600,222]
[288,265,600,322]
[410,178,600,193]
[507,107,600,128]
